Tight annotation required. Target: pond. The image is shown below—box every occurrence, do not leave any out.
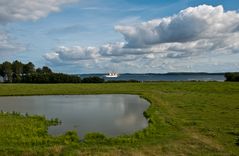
[0,94,149,137]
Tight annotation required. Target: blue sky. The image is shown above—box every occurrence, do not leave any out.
[0,0,239,73]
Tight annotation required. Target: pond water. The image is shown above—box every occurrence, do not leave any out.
[0,95,149,137]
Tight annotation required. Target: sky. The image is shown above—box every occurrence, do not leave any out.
[0,0,239,74]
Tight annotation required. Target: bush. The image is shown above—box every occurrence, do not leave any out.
[106,79,140,83]
[63,131,79,144]
[84,133,107,142]
[236,137,239,146]
[21,73,81,83]
[81,76,104,83]
[225,72,239,81]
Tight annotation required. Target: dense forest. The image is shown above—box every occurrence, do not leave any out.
[0,61,81,83]
[225,72,239,81]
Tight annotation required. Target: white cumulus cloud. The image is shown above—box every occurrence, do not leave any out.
[0,0,78,23]
[44,46,100,65]
[115,5,239,47]
[44,5,239,72]
[0,0,78,55]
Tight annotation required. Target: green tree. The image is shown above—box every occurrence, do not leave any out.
[0,64,4,77]
[12,60,24,82]
[23,62,35,75]
[2,61,12,82]
[36,68,42,73]
[42,66,52,74]
[12,60,23,75]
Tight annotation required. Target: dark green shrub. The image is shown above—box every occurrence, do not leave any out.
[84,132,106,142]
[63,131,79,144]
[81,76,104,83]
[225,72,239,81]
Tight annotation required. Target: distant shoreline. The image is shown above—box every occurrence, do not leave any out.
[78,72,225,75]
[78,73,225,82]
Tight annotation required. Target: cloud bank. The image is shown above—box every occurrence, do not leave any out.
[44,5,239,72]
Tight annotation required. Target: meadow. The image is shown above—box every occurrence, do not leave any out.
[0,82,239,155]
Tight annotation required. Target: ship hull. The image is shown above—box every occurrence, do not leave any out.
[105,75,118,78]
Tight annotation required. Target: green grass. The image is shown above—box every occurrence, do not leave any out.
[0,82,239,155]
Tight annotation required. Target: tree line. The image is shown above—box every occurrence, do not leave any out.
[0,61,81,83]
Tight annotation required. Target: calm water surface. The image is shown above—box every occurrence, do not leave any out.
[0,95,149,137]
[80,73,225,81]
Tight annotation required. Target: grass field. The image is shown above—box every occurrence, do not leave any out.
[0,82,239,155]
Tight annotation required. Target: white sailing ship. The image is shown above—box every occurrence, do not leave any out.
[105,72,119,78]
